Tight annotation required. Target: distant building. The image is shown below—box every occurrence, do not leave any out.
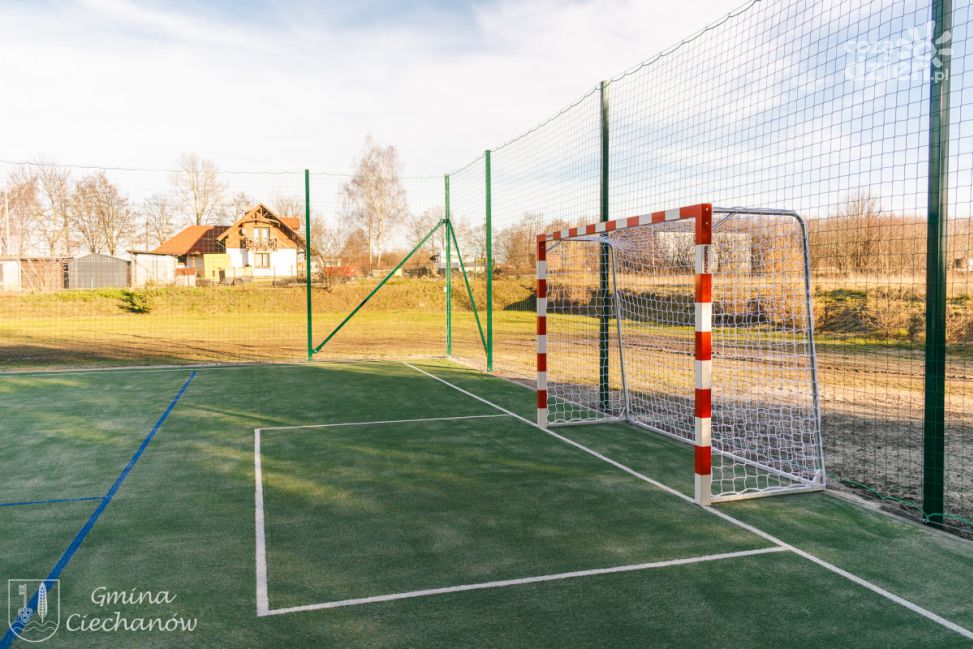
[152,204,305,282]
[217,204,305,280]
[437,258,488,275]
[129,251,177,287]
[65,254,129,289]
[0,257,72,291]
[151,225,227,278]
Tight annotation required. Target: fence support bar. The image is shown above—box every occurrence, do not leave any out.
[313,220,445,354]
[448,221,488,355]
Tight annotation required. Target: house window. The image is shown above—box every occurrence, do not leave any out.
[254,227,270,241]
[255,253,270,268]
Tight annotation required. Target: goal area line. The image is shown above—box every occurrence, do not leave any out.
[258,547,787,617]
[258,413,510,432]
[402,362,973,642]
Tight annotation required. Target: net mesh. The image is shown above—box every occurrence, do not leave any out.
[544,210,824,500]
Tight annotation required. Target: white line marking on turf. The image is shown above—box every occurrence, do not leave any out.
[253,412,512,615]
[259,414,511,432]
[254,429,270,616]
[260,547,787,616]
[402,362,973,642]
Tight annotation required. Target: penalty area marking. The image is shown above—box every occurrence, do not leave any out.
[401,362,973,642]
[259,547,787,616]
[258,413,511,432]
[254,412,515,616]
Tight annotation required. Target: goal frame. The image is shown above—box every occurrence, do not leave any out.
[535,203,824,506]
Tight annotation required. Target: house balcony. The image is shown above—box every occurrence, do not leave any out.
[241,238,278,251]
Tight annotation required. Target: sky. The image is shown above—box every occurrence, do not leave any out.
[0,0,747,176]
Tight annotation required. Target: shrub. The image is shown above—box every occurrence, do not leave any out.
[119,289,152,314]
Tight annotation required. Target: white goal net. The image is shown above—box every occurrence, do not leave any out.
[536,205,825,504]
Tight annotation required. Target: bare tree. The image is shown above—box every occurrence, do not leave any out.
[272,195,304,221]
[72,173,133,255]
[495,212,546,274]
[406,206,444,256]
[340,136,409,273]
[450,216,485,271]
[833,191,884,273]
[310,217,348,263]
[226,191,255,220]
[4,168,43,256]
[36,162,73,255]
[173,153,226,225]
[339,228,371,273]
[143,194,177,248]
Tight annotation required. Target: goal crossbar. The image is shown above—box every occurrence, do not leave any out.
[536,203,825,506]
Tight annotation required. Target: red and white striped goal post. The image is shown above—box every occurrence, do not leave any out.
[535,203,714,506]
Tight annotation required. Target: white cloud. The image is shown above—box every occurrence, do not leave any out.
[0,0,746,175]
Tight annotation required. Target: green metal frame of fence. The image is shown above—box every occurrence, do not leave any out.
[305,0,968,535]
[401,0,963,534]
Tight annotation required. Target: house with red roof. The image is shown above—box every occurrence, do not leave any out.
[151,204,305,283]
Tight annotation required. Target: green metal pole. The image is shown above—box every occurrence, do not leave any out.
[449,222,488,353]
[599,80,610,411]
[314,220,445,353]
[445,174,452,357]
[304,169,313,361]
[923,0,951,529]
[485,150,494,372]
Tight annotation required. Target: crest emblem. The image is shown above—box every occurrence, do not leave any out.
[8,580,59,643]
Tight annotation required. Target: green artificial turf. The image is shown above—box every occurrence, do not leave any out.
[0,360,971,648]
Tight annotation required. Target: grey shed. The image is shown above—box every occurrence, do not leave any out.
[65,254,130,289]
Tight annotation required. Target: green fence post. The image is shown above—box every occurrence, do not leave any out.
[923,0,952,529]
[599,80,610,411]
[304,169,313,362]
[485,150,493,372]
[445,174,452,357]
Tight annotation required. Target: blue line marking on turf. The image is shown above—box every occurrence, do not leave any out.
[1,371,195,649]
[0,496,102,508]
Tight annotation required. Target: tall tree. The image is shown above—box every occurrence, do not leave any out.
[340,136,409,273]
[72,173,133,255]
[495,212,546,273]
[4,168,43,256]
[173,153,226,225]
[36,162,73,255]
[143,194,177,248]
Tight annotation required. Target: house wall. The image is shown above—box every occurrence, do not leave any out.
[224,248,298,279]
[226,248,247,276]
[131,254,176,287]
[202,254,231,282]
[0,260,21,291]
